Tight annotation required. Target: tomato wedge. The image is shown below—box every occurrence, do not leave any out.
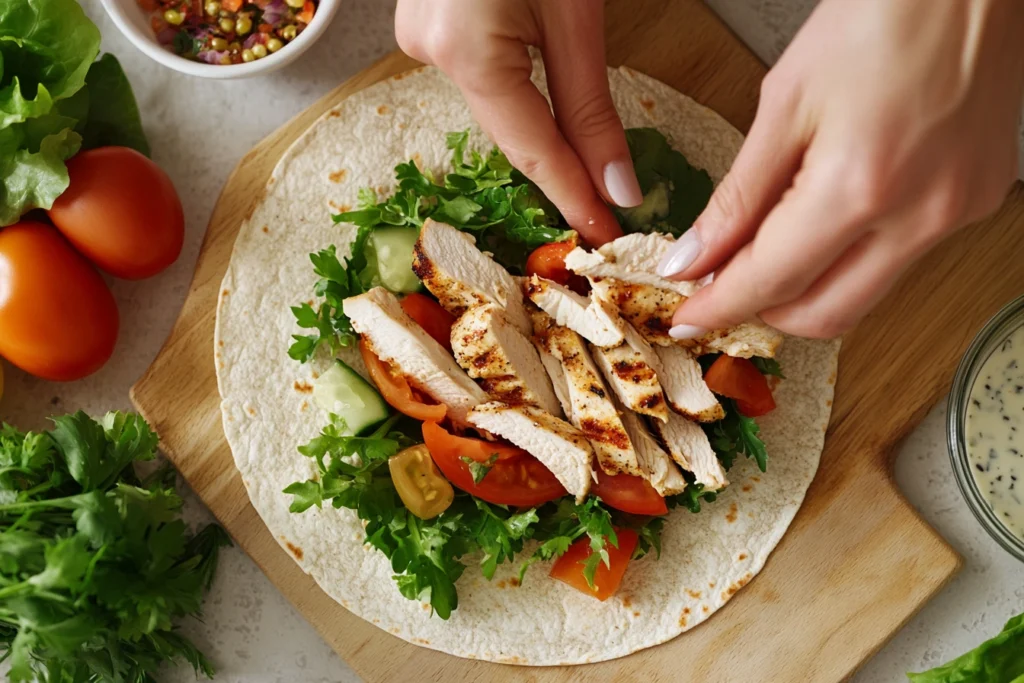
[592,471,668,516]
[703,355,776,417]
[526,241,590,295]
[422,421,567,506]
[359,339,446,421]
[550,528,639,601]
[400,293,456,352]
[420,420,525,462]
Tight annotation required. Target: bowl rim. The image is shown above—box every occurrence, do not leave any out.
[947,292,1024,563]
[99,0,340,79]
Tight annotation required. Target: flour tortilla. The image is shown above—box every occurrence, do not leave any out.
[215,61,841,665]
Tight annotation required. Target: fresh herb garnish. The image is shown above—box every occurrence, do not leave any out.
[751,357,786,378]
[708,398,768,472]
[460,453,498,484]
[0,412,228,682]
[669,477,720,514]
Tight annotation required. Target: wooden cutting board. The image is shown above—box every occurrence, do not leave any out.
[131,0,1024,680]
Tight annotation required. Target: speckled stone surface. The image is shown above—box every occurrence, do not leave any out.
[1,1,1021,681]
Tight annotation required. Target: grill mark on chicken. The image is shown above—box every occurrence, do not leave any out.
[579,418,632,450]
[613,359,655,383]
[587,384,606,398]
[471,349,495,369]
[640,394,664,410]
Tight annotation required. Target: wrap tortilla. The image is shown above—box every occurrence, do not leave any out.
[215,61,840,665]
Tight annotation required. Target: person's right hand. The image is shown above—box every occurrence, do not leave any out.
[395,0,639,246]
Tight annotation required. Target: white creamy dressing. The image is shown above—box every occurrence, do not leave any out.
[966,324,1024,539]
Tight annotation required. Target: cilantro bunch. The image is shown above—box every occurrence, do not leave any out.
[0,412,229,682]
[284,416,657,619]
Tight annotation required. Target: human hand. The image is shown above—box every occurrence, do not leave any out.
[658,0,1024,339]
[395,0,638,246]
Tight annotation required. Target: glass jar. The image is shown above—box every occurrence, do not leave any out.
[947,293,1024,562]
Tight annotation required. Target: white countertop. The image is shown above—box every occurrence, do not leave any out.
[2,1,1021,681]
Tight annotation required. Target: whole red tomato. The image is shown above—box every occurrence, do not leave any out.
[0,222,119,381]
[48,147,184,280]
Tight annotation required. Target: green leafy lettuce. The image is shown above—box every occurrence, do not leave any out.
[615,127,714,236]
[908,613,1024,683]
[284,415,645,619]
[0,412,229,682]
[0,0,150,226]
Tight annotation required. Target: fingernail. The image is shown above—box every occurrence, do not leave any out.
[603,160,643,208]
[669,324,708,340]
[656,229,702,277]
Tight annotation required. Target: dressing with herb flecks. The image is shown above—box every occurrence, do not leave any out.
[966,323,1024,540]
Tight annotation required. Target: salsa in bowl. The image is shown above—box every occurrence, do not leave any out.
[100,0,339,78]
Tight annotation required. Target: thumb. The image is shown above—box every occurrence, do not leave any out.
[656,83,809,281]
[540,0,641,210]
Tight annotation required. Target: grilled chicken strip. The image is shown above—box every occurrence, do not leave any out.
[532,310,640,477]
[620,409,688,496]
[590,323,670,423]
[343,287,487,425]
[468,402,595,502]
[411,219,532,335]
[650,344,724,422]
[650,411,729,491]
[589,277,782,358]
[524,275,626,348]
[564,233,704,297]
[450,303,562,416]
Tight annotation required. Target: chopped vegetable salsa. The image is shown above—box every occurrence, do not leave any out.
[140,0,318,64]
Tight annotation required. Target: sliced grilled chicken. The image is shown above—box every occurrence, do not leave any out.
[531,315,574,417]
[651,344,724,422]
[525,275,625,347]
[532,310,640,477]
[590,324,669,423]
[620,409,688,496]
[468,401,595,502]
[450,303,562,416]
[650,411,729,491]
[411,219,531,335]
[589,277,783,358]
[343,287,487,425]
[564,233,704,297]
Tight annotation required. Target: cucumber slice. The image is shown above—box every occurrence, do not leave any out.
[313,359,390,435]
[370,227,421,293]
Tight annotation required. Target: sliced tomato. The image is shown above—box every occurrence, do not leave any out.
[592,471,668,516]
[703,355,776,417]
[526,241,589,296]
[359,339,446,421]
[422,421,566,506]
[420,420,525,462]
[550,528,639,601]
[400,293,456,351]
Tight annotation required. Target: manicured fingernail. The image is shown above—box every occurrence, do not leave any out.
[603,160,643,208]
[656,229,702,278]
[669,324,708,340]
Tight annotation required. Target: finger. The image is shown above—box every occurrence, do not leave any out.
[454,44,623,246]
[540,1,641,209]
[656,82,810,281]
[667,173,865,337]
[759,228,925,338]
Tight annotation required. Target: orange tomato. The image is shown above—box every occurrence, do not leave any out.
[297,0,314,23]
[703,355,776,417]
[0,222,118,381]
[550,528,638,601]
[422,421,567,507]
[525,241,590,295]
[592,470,668,516]
[359,339,446,421]
[400,293,455,351]
[48,147,184,280]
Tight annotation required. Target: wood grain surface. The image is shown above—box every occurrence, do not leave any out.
[131,0,1024,680]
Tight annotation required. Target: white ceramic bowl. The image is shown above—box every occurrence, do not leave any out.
[100,0,340,79]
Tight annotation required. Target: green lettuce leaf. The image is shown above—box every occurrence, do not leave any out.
[0,125,81,225]
[908,613,1024,683]
[0,0,100,127]
[79,54,150,156]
